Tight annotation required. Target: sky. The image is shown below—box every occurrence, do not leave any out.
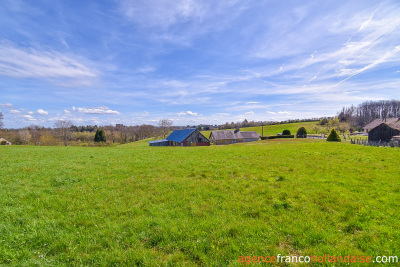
[1,0,400,128]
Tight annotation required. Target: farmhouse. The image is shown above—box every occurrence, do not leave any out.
[149,128,210,146]
[209,130,260,145]
[0,138,12,145]
[364,118,400,142]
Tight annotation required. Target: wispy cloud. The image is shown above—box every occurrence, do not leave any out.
[0,41,97,86]
[22,115,36,121]
[73,106,121,115]
[0,103,13,108]
[119,0,205,28]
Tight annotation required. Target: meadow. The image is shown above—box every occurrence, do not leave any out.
[1,139,399,266]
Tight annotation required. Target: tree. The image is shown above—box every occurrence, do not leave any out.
[282,129,291,135]
[312,125,320,134]
[327,128,341,142]
[0,112,3,129]
[54,120,73,145]
[94,129,106,142]
[18,130,32,144]
[296,127,307,138]
[158,119,172,138]
[337,122,350,135]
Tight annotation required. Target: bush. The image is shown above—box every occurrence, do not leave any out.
[282,129,291,135]
[1,141,6,145]
[327,128,341,142]
[296,127,307,138]
[94,129,106,142]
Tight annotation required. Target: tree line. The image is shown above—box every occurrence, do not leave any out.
[216,118,328,131]
[0,120,164,146]
[338,100,400,129]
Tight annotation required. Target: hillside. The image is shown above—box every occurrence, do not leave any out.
[1,140,399,265]
[201,121,319,138]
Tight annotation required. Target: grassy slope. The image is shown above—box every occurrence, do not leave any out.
[201,121,318,138]
[1,140,399,266]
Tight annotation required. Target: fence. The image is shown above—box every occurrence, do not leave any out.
[350,139,400,148]
[307,134,326,139]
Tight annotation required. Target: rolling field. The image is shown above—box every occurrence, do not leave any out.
[201,121,320,138]
[1,139,400,266]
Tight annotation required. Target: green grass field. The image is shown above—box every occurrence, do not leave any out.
[1,139,399,266]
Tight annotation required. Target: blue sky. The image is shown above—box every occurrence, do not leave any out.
[1,0,400,128]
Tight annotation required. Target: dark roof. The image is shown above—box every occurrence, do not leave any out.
[166,128,196,143]
[210,130,260,140]
[210,130,237,140]
[148,139,168,144]
[239,131,260,139]
[364,118,400,131]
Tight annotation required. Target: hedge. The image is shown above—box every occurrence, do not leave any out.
[260,135,294,140]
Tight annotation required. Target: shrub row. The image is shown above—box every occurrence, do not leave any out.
[260,135,295,140]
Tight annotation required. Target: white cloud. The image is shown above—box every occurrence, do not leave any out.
[0,103,13,108]
[22,115,36,121]
[27,111,34,114]
[245,111,254,115]
[245,101,260,104]
[120,0,205,28]
[9,109,20,114]
[186,111,198,116]
[76,106,121,115]
[177,110,198,116]
[0,41,97,86]
[63,109,71,114]
[36,109,48,115]
[266,111,291,115]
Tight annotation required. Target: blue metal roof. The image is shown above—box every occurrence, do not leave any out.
[148,139,168,144]
[166,128,196,143]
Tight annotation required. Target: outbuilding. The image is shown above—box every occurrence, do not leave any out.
[364,118,400,142]
[149,128,210,146]
[209,130,260,145]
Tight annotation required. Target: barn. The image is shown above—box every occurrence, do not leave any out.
[209,130,260,145]
[149,128,210,146]
[364,118,400,142]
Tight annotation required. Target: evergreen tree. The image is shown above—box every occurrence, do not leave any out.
[296,127,307,138]
[94,129,106,142]
[327,128,341,142]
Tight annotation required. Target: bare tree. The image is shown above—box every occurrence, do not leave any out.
[158,119,172,138]
[18,130,32,145]
[0,112,3,129]
[338,100,400,129]
[54,120,73,145]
